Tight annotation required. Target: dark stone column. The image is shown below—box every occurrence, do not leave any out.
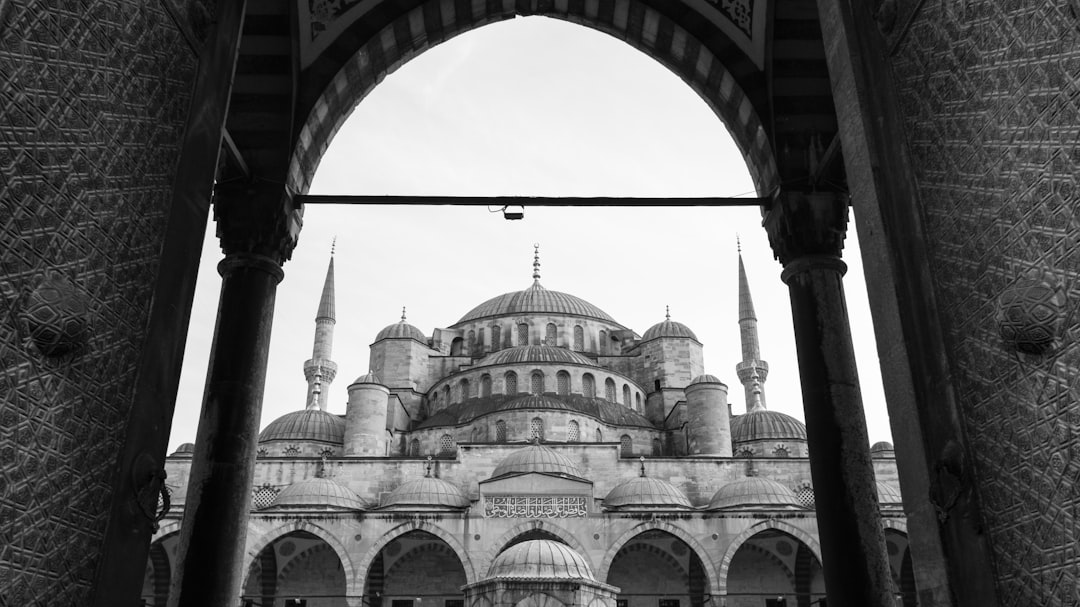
[169,181,300,607]
[764,190,895,607]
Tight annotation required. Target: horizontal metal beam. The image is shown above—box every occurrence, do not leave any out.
[296,195,769,207]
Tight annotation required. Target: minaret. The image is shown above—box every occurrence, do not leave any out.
[303,243,339,411]
[735,239,769,411]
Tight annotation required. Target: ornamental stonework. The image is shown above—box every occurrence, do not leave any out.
[484,495,588,518]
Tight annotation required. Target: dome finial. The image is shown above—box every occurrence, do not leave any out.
[425,455,433,478]
[532,243,541,283]
[401,306,407,322]
[639,456,647,477]
[736,234,741,254]
[665,305,670,321]
[331,236,337,256]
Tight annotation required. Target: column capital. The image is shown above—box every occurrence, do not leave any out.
[763,190,850,267]
[213,179,302,265]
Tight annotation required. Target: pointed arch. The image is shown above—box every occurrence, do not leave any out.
[244,520,357,596]
[597,521,719,595]
[716,520,822,594]
[479,520,593,576]
[356,521,478,586]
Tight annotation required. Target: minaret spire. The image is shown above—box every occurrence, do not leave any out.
[735,245,769,412]
[304,244,339,410]
[532,243,541,284]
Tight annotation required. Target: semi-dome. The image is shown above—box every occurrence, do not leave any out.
[487,540,595,581]
[477,345,597,367]
[870,441,895,458]
[491,442,584,480]
[604,476,693,509]
[708,476,804,510]
[375,320,427,342]
[170,442,195,456]
[642,319,698,342]
[731,410,807,442]
[876,481,903,504]
[455,283,617,325]
[381,476,470,509]
[688,374,724,385]
[259,409,345,444]
[269,477,367,510]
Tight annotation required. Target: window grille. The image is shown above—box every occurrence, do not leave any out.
[545,323,557,345]
[439,434,455,456]
[583,374,595,398]
[491,326,501,351]
[251,485,278,509]
[635,393,642,411]
[599,330,608,354]
[480,375,492,397]
[556,371,570,396]
[773,445,790,458]
[410,439,420,456]
[495,420,507,442]
[530,417,544,441]
[573,325,584,350]
[459,379,470,401]
[620,435,632,456]
[622,384,631,406]
[568,420,580,442]
[518,323,529,345]
[796,485,815,508]
[605,379,617,402]
[505,372,517,394]
[531,371,544,395]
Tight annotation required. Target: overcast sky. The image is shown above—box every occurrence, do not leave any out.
[168,17,893,451]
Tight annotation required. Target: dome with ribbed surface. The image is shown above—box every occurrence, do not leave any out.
[258,409,345,444]
[642,319,698,342]
[269,477,367,510]
[604,476,693,509]
[477,345,597,367]
[170,443,195,456]
[689,374,724,385]
[381,476,470,509]
[708,476,805,510]
[876,481,903,504]
[455,283,617,325]
[375,320,427,342]
[730,410,807,443]
[491,443,584,480]
[351,371,383,385]
[487,540,595,580]
[870,441,895,458]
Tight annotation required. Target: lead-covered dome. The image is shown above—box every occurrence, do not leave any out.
[381,476,470,509]
[477,345,597,367]
[876,481,903,505]
[604,476,693,509]
[376,319,427,342]
[491,442,584,480]
[642,319,698,342]
[259,409,345,444]
[170,442,195,456]
[455,283,617,325]
[269,477,367,510]
[487,540,595,581]
[708,476,805,510]
[870,441,895,458]
[731,410,807,442]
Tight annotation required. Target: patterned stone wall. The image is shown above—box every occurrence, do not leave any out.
[887,2,1080,604]
[0,1,198,602]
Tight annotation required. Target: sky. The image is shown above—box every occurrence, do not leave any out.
[167,16,893,451]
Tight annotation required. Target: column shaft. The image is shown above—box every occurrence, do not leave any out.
[170,254,283,607]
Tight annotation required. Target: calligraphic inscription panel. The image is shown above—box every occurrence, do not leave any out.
[484,496,588,518]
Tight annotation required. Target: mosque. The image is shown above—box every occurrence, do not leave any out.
[150,247,908,606]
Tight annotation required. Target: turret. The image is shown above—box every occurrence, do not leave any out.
[303,248,339,410]
[684,374,732,456]
[735,244,769,411]
[345,372,390,456]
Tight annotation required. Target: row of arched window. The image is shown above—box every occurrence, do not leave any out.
[432,371,644,412]
[409,420,650,456]
[450,322,621,356]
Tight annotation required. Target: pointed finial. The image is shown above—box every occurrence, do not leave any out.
[425,455,433,478]
[665,305,671,321]
[401,306,407,323]
[331,236,337,256]
[736,234,742,254]
[639,456,646,477]
[532,435,541,446]
[532,243,541,282]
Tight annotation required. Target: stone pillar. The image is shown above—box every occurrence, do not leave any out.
[763,190,894,607]
[684,376,731,456]
[345,373,391,456]
[170,181,301,607]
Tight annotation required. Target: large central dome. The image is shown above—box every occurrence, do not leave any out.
[454,283,618,325]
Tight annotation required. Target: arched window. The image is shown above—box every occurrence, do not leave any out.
[477,328,485,354]
[545,323,557,345]
[622,384,631,407]
[517,323,529,346]
[505,371,518,394]
[773,444,790,458]
[596,428,603,442]
[531,371,544,395]
[459,378,470,401]
[491,325,501,352]
[442,385,450,405]
[450,336,464,356]
[495,420,507,442]
[439,434,455,456]
[480,374,492,398]
[568,420,580,442]
[556,371,570,396]
[598,329,608,354]
[652,437,662,455]
[530,417,544,441]
[410,438,420,456]
[605,378,617,402]
[467,330,476,355]
[620,435,632,456]
[635,392,642,412]
[573,325,584,351]
[583,374,596,398]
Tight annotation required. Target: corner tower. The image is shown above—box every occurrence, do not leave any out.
[303,247,339,410]
[735,243,769,411]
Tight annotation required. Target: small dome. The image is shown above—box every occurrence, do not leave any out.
[170,442,195,456]
[870,441,895,458]
[731,409,807,443]
[604,476,693,509]
[351,371,383,385]
[688,374,724,386]
[491,443,584,480]
[456,283,617,325]
[381,476,470,509]
[270,477,367,510]
[642,319,698,342]
[376,320,427,342]
[708,476,804,510]
[477,345,596,367]
[487,540,595,581]
[876,481,903,505]
[259,409,345,444]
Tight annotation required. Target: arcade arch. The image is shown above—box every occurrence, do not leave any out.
[242,530,349,606]
[363,530,469,607]
[605,529,709,607]
[721,528,823,607]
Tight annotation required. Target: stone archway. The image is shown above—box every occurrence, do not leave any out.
[716,520,822,595]
[356,522,478,586]
[480,520,593,575]
[719,525,823,607]
[244,521,358,598]
[597,522,718,596]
